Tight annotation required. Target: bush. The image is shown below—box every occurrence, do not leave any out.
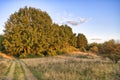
[105,54,120,64]
[79,47,86,52]
[19,53,44,58]
[56,50,64,55]
[89,46,98,53]
[99,40,120,64]
[19,53,27,58]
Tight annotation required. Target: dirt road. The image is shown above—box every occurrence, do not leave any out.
[20,61,37,80]
[4,59,37,80]
[6,61,15,80]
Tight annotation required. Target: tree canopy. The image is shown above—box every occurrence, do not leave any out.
[77,33,88,52]
[3,7,77,57]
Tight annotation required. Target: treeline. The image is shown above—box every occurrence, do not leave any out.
[0,6,120,62]
[87,40,120,63]
[1,7,87,58]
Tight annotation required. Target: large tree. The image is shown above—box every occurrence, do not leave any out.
[77,33,88,51]
[3,7,52,57]
[3,7,76,57]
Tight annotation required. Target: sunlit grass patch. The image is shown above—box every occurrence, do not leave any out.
[22,55,120,80]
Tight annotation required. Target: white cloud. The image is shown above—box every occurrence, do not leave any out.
[66,17,92,26]
[79,17,92,24]
[66,21,79,26]
[91,38,102,40]
[89,38,103,43]
[49,10,92,26]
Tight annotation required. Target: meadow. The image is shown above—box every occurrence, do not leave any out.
[0,53,120,80]
[22,53,120,80]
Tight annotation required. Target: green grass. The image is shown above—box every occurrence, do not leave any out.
[28,66,43,80]
[22,55,120,80]
[13,62,25,80]
[20,62,27,80]
[13,63,19,80]
[5,61,13,76]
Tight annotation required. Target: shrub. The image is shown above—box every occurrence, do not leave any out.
[99,40,120,64]
[79,47,86,52]
[56,50,64,55]
[89,46,98,53]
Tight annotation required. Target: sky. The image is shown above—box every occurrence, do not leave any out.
[0,0,120,43]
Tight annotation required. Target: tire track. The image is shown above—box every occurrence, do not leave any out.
[20,61,37,80]
[6,61,15,80]
[13,61,25,80]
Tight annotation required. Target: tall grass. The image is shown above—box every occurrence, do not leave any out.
[0,59,11,79]
[22,55,120,80]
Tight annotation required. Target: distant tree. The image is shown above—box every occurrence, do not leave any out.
[87,42,99,53]
[89,46,98,53]
[0,35,5,52]
[99,40,120,64]
[77,33,88,52]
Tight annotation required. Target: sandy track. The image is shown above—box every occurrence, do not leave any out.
[20,61,37,80]
[4,59,37,80]
[14,61,25,80]
[6,61,15,80]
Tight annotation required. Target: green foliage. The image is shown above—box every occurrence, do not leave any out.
[76,33,88,51]
[99,40,120,64]
[56,50,65,55]
[19,53,44,58]
[0,35,5,52]
[87,42,98,50]
[3,6,76,57]
[89,46,98,53]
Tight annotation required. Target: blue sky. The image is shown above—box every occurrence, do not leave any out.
[0,0,120,43]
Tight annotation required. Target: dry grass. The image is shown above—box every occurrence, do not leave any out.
[0,52,14,60]
[22,54,120,80]
[0,59,11,79]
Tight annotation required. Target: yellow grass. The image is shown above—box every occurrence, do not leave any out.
[22,54,120,80]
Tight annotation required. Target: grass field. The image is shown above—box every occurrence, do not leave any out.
[22,54,120,80]
[0,53,120,80]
